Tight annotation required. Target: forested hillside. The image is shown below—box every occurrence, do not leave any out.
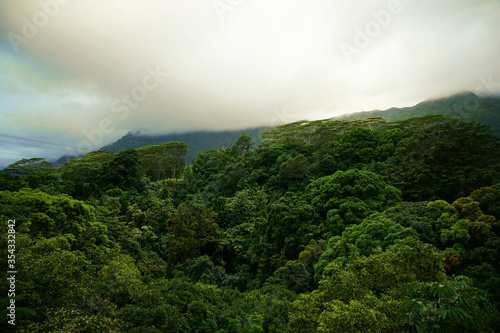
[55,127,270,166]
[336,92,500,135]
[2,115,500,332]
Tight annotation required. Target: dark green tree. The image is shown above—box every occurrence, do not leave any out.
[304,169,401,237]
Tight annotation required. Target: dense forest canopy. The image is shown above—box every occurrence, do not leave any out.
[1,114,500,332]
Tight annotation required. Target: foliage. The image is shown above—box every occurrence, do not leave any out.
[287,237,445,333]
[386,116,500,202]
[168,201,220,262]
[382,201,437,245]
[136,142,188,181]
[304,169,401,237]
[2,114,500,331]
[396,276,492,332]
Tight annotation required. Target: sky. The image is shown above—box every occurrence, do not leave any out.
[0,0,499,165]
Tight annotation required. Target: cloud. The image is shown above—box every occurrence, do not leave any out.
[0,0,499,161]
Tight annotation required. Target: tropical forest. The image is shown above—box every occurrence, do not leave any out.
[1,114,500,332]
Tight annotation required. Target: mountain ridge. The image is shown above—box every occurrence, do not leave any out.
[55,127,270,165]
[54,92,500,166]
[334,91,500,134]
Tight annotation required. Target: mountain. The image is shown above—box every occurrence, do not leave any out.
[334,92,500,135]
[53,127,270,166]
[54,92,500,166]
[102,127,270,164]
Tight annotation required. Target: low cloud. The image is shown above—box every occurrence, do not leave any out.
[0,0,499,161]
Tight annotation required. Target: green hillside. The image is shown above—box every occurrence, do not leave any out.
[335,92,500,135]
[54,127,270,166]
[103,127,270,164]
[2,114,500,331]
[53,93,500,168]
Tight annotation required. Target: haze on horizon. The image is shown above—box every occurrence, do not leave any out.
[1,0,499,164]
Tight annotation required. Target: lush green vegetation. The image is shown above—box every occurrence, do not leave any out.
[336,92,500,136]
[1,115,500,332]
[57,127,270,166]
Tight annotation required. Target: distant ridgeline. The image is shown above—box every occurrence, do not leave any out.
[334,92,500,136]
[53,92,499,166]
[55,127,270,165]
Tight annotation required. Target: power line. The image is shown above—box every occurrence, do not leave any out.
[0,138,71,153]
[1,112,95,153]
[0,134,88,151]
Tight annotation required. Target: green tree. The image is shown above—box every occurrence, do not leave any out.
[137,142,188,181]
[0,188,108,249]
[314,215,418,283]
[332,127,402,170]
[59,149,114,200]
[287,237,445,333]
[427,200,473,248]
[278,154,309,189]
[452,197,498,243]
[100,149,143,192]
[470,185,500,220]
[396,276,494,332]
[304,169,401,237]
[3,158,54,178]
[266,192,319,259]
[382,202,437,245]
[387,116,500,202]
[168,201,220,262]
[265,260,313,293]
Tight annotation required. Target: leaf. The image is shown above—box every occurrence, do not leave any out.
[446,307,468,322]
[428,283,457,300]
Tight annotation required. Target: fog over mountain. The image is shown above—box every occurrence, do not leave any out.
[1,0,499,165]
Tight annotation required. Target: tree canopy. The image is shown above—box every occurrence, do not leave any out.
[2,115,500,331]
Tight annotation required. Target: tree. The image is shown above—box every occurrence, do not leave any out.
[278,154,309,189]
[396,276,492,332]
[3,158,54,178]
[59,150,114,200]
[287,237,445,333]
[167,201,220,262]
[137,142,188,181]
[470,185,500,220]
[3,158,57,191]
[382,201,437,245]
[427,200,471,248]
[452,197,498,243]
[304,169,401,237]
[266,192,319,259]
[386,116,500,202]
[265,260,313,294]
[99,149,143,192]
[217,188,268,229]
[317,299,390,333]
[332,127,402,170]
[314,215,418,283]
[0,169,23,192]
[0,188,108,249]
[230,133,254,157]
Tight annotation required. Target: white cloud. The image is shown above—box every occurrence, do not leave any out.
[0,0,499,161]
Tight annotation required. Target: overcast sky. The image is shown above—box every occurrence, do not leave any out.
[1,0,499,164]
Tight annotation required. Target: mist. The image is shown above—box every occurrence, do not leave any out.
[1,0,499,161]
